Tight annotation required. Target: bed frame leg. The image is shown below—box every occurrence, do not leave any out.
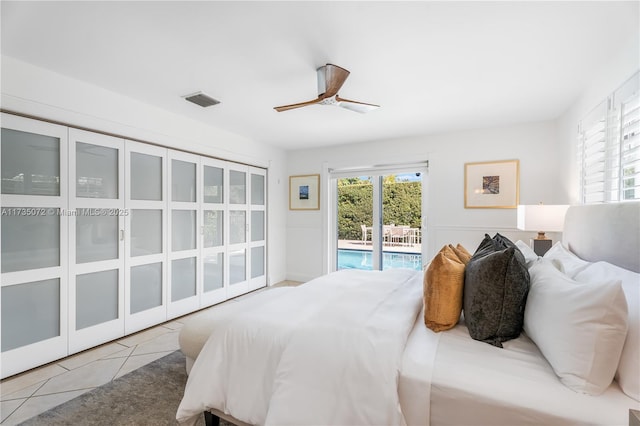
[204,411,220,426]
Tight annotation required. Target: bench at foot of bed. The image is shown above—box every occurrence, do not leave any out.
[204,411,219,426]
[203,409,252,426]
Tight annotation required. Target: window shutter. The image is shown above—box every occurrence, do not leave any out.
[616,76,640,201]
[579,72,639,203]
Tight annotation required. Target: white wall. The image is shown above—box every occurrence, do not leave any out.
[286,120,564,282]
[1,56,289,285]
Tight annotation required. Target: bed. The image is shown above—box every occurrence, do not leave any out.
[177,202,640,426]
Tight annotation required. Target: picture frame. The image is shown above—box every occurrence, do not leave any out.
[464,159,519,209]
[289,174,320,210]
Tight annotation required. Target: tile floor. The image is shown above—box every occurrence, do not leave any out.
[0,281,301,425]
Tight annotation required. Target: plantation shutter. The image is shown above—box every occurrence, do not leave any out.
[579,72,639,203]
[579,101,608,203]
[617,76,640,201]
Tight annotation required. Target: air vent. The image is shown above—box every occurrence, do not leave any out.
[183,92,220,107]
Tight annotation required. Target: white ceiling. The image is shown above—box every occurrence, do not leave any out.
[1,1,638,150]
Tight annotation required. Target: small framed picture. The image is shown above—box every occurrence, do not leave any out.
[289,174,320,210]
[464,160,519,209]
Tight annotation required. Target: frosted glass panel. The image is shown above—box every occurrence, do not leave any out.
[171,257,196,301]
[172,159,196,202]
[203,253,224,292]
[229,210,246,244]
[229,170,246,204]
[131,262,162,314]
[76,270,118,330]
[251,173,265,205]
[76,212,119,263]
[1,128,60,196]
[2,279,60,352]
[203,210,223,248]
[172,210,196,251]
[131,210,162,256]
[1,209,60,273]
[131,152,162,201]
[204,166,223,204]
[76,142,118,199]
[229,249,246,285]
[251,246,265,278]
[251,211,265,241]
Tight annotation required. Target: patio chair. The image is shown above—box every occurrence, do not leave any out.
[389,225,410,246]
[383,225,392,245]
[408,228,421,245]
[360,224,372,243]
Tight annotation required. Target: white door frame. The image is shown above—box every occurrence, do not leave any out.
[323,162,428,274]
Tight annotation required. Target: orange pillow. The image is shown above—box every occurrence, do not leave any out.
[424,245,466,332]
[451,244,471,264]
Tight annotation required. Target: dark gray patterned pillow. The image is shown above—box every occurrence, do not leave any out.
[464,235,530,347]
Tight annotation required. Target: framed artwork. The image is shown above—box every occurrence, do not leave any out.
[464,160,519,208]
[289,174,320,210]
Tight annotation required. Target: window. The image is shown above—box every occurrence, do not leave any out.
[578,72,639,203]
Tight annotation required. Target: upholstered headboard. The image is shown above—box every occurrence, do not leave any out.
[562,202,640,273]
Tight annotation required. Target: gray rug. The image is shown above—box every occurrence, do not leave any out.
[20,351,231,426]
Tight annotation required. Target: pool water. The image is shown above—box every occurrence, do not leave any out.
[337,249,422,271]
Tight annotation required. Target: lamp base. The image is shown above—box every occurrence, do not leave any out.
[531,238,553,256]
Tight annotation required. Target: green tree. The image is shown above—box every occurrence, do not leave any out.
[337,176,421,240]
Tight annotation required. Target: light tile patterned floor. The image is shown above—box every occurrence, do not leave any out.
[0,281,301,425]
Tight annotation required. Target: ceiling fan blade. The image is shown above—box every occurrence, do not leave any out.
[321,64,350,98]
[335,96,380,114]
[274,98,322,112]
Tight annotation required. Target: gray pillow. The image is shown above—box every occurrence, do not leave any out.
[492,232,517,250]
[464,235,530,347]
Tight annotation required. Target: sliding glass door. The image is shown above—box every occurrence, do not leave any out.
[335,169,425,271]
[381,174,423,270]
[336,177,374,269]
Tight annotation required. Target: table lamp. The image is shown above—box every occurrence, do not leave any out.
[517,204,570,256]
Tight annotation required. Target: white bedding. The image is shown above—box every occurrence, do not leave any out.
[429,320,639,426]
[176,268,423,426]
[398,306,440,426]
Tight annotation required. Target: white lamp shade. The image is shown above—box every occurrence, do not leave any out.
[517,205,570,232]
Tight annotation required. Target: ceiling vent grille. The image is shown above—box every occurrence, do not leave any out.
[183,92,220,107]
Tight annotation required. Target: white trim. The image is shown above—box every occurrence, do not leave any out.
[200,156,228,307]
[328,161,429,179]
[0,114,70,379]
[124,140,168,334]
[167,150,201,319]
[67,128,126,354]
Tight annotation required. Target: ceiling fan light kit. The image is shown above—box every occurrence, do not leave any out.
[274,64,379,113]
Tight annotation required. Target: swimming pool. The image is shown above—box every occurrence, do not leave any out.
[337,249,422,271]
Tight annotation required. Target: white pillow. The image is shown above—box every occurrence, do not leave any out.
[524,259,628,395]
[542,242,591,277]
[515,240,538,266]
[575,261,640,402]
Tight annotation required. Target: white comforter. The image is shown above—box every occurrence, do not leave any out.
[176,268,423,426]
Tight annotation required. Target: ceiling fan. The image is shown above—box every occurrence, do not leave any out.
[274,64,380,114]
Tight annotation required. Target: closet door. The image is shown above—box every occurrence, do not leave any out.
[200,158,227,306]
[1,113,69,378]
[167,151,201,318]
[125,141,168,333]
[249,167,267,291]
[68,129,125,353]
[226,163,250,298]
